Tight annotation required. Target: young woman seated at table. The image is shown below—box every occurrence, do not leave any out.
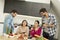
[15,20,29,40]
[30,20,48,40]
[30,20,42,39]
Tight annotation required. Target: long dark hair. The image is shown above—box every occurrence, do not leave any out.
[33,20,40,29]
[21,20,28,26]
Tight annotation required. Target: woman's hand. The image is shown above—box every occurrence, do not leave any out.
[34,34,40,38]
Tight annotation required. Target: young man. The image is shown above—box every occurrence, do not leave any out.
[39,8,57,40]
[3,10,18,35]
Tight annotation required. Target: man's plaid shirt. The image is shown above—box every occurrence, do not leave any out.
[42,13,57,36]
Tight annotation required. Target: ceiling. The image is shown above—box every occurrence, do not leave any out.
[21,0,50,4]
[51,0,60,16]
[9,0,50,4]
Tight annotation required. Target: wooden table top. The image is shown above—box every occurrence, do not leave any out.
[0,36,48,40]
[0,36,17,40]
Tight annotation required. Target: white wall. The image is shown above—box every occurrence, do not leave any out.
[25,0,50,4]
[51,0,60,15]
[0,0,4,35]
[0,0,4,22]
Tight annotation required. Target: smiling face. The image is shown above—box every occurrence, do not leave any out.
[34,22,39,28]
[34,20,39,28]
[22,20,27,27]
[23,21,27,26]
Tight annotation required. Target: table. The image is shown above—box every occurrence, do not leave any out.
[0,36,31,40]
[0,36,48,40]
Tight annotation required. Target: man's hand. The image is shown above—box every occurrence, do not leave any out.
[49,24,54,28]
[43,24,48,28]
